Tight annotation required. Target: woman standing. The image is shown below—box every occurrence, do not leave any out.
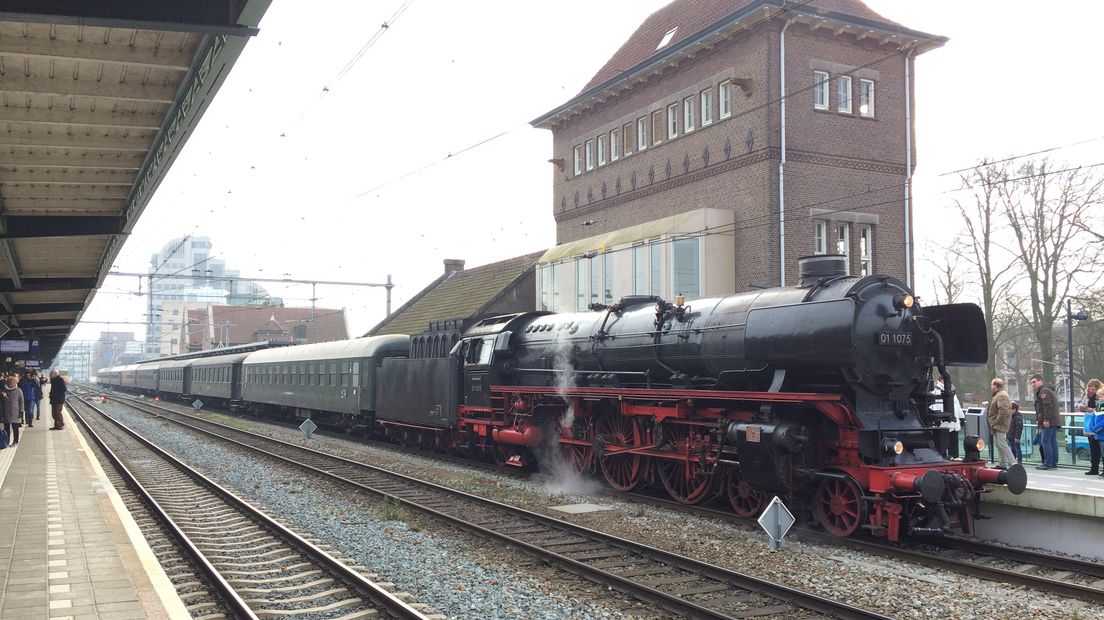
[2,374,25,447]
[1077,379,1102,475]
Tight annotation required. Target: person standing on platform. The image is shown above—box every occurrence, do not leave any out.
[1008,402,1024,464]
[1076,379,1101,475]
[987,378,1016,468]
[2,374,24,447]
[48,370,67,431]
[18,371,36,428]
[31,372,43,422]
[1030,373,1061,470]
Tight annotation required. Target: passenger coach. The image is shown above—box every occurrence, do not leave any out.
[241,336,409,429]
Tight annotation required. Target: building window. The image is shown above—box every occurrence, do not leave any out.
[576,260,587,311]
[859,79,875,118]
[859,225,873,276]
[650,240,663,296]
[837,75,852,114]
[590,255,600,306]
[610,129,620,161]
[652,110,664,145]
[813,71,829,110]
[837,223,850,274]
[719,80,732,118]
[633,244,646,294]
[585,139,594,171]
[636,117,648,151]
[701,88,713,125]
[540,265,551,311]
[604,252,614,303]
[597,135,607,166]
[657,26,678,50]
[683,96,695,132]
[551,263,560,311]
[667,103,678,139]
[813,221,827,255]
[672,237,700,300]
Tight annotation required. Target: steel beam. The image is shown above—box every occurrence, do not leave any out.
[0,277,96,292]
[0,149,144,169]
[0,74,177,104]
[3,215,123,237]
[0,129,155,151]
[0,36,194,70]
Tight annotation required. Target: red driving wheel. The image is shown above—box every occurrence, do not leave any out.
[725,468,765,518]
[814,476,867,537]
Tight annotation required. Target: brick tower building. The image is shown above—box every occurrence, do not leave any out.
[530,0,944,311]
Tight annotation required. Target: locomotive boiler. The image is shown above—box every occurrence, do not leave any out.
[456,255,1026,540]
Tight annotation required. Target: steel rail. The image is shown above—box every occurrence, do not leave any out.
[97,393,889,620]
[70,397,430,620]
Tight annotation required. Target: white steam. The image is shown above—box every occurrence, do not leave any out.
[535,331,601,497]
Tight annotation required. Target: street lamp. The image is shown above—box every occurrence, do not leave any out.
[1067,299,1090,413]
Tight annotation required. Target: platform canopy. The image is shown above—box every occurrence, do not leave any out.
[0,0,271,365]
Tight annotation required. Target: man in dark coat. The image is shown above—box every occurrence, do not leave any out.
[1030,373,1061,470]
[48,370,67,430]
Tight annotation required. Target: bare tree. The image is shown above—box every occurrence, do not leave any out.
[949,160,1019,384]
[929,244,966,305]
[1002,159,1104,390]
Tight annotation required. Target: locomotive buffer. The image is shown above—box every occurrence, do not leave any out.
[758,496,796,551]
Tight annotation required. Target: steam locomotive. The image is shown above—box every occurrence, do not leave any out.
[98,255,1025,541]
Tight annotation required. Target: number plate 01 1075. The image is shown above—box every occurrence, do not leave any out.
[877,331,913,346]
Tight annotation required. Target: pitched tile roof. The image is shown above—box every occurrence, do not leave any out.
[369,251,544,336]
[206,305,349,345]
[581,0,901,93]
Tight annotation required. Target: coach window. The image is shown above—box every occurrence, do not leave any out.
[330,362,338,387]
[341,362,350,387]
[352,362,360,387]
[308,364,315,386]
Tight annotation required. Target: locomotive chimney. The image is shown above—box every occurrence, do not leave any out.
[443,259,465,276]
[797,255,848,287]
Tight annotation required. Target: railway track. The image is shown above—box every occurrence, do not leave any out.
[85,392,889,620]
[88,388,1104,607]
[68,397,432,620]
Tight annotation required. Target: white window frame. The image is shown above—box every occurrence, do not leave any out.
[836,223,850,274]
[837,75,852,114]
[585,139,594,171]
[573,145,582,175]
[597,134,607,166]
[610,129,620,161]
[813,221,827,255]
[813,71,829,110]
[859,225,873,276]
[719,80,732,118]
[683,96,695,132]
[637,116,648,151]
[859,79,875,118]
[700,88,713,125]
[667,103,678,139]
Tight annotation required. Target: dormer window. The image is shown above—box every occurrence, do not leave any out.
[657,27,678,50]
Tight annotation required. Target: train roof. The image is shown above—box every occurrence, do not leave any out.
[191,353,252,367]
[242,335,409,365]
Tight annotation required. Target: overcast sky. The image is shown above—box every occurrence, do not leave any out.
[73,0,1104,344]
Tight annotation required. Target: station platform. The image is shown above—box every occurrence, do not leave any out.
[0,412,189,619]
[985,464,1104,517]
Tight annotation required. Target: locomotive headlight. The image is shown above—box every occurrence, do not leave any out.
[882,439,905,455]
[974,437,986,452]
[964,434,984,461]
[892,294,915,311]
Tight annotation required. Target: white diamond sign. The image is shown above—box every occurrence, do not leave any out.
[299,418,317,440]
[757,496,796,551]
[192,399,204,411]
